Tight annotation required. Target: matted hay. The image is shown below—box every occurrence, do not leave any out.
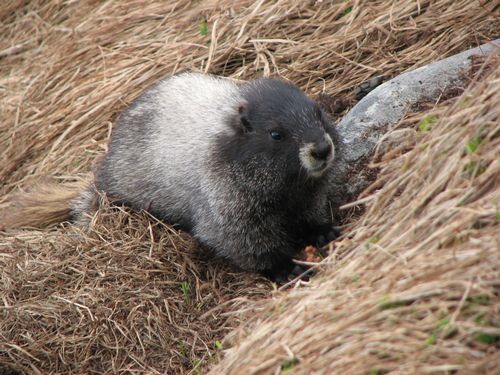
[0,1,498,374]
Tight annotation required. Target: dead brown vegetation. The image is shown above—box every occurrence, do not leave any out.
[0,0,498,374]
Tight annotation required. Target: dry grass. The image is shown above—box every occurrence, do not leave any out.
[0,0,498,374]
[1,204,271,374]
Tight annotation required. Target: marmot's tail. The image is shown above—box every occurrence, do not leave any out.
[0,181,89,229]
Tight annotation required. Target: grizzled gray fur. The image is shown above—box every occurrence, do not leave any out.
[73,73,337,274]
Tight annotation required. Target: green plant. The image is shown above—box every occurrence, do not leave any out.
[181,281,191,304]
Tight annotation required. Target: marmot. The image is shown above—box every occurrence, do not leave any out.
[2,73,338,276]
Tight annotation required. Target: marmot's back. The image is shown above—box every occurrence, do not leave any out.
[95,73,242,226]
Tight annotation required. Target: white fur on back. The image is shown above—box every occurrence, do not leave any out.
[109,73,243,227]
[151,73,241,173]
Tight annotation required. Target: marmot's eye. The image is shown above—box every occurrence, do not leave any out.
[270,131,283,141]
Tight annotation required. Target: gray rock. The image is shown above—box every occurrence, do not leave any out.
[328,39,500,209]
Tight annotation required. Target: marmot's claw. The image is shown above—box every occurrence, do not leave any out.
[314,225,341,248]
[266,261,311,284]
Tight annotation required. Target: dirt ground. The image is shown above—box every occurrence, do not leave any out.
[1,1,498,374]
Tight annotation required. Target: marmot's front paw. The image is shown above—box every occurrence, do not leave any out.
[265,260,311,284]
[313,225,341,248]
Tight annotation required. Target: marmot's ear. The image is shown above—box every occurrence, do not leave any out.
[237,101,252,132]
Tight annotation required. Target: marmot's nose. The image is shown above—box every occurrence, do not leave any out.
[311,141,332,160]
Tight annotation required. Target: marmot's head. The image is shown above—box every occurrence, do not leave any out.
[217,78,336,183]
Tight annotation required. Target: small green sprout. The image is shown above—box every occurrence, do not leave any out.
[417,115,437,132]
[436,317,450,329]
[281,357,299,372]
[365,235,380,250]
[178,340,187,358]
[475,332,499,345]
[180,281,191,304]
[465,135,482,154]
[425,334,437,346]
[200,17,208,36]
[424,316,458,345]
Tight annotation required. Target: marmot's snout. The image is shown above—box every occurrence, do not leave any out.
[311,139,333,161]
[299,133,335,177]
